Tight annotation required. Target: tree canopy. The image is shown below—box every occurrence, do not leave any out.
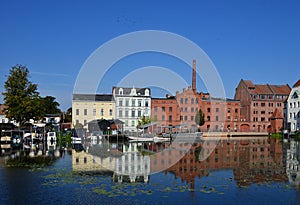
[195,109,205,127]
[2,65,61,126]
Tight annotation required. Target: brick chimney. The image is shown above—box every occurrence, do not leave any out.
[192,59,196,92]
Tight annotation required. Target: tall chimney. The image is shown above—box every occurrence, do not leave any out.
[192,59,196,92]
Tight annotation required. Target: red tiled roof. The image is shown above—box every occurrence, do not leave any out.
[0,104,7,115]
[241,80,291,95]
[243,80,255,88]
[293,79,300,88]
[268,84,291,95]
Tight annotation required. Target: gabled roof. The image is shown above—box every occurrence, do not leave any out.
[241,79,291,95]
[271,108,284,119]
[293,79,300,88]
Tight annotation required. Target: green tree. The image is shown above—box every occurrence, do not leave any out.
[41,96,61,114]
[63,107,72,122]
[3,65,41,126]
[138,115,152,127]
[195,109,205,128]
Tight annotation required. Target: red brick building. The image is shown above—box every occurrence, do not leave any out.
[151,59,241,133]
[234,79,290,132]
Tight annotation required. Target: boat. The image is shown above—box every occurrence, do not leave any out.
[128,136,154,142]
[47,132,57,142]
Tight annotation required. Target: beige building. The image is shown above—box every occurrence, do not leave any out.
[72,94,115,129]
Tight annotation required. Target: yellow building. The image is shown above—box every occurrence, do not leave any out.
[72,94,115,129]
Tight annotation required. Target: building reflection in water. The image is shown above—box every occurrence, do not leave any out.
[285,138,300,187]
[72,136,300,189]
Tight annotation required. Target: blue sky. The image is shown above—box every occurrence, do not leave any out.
[0,0,300,111]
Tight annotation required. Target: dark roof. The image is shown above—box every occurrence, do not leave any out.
[73,94,114,101]
[89,118,124,125]
[113,87,151,96]
[293,79,300,88]
[45,113,61,117]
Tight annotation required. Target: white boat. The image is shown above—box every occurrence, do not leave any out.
[47,132,57,142]
[128,136,154,142]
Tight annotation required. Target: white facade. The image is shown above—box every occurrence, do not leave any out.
[113,87,151,132]
[286,80,300,132]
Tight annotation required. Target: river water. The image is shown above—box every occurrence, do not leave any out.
[0,136,299,205]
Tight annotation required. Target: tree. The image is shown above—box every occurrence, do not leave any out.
[41,96,61,114]
[64,107,72,122]
[3,65,41,126]
[138,115,152,128]
[195,109,205,129]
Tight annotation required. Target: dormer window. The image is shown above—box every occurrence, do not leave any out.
[119,88,123,95]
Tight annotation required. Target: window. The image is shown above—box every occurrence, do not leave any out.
[191,107,194,112]
[101,109,104,116]
[216,116,219,121]
[185,98,188,104]
[235,108,238,113]
[131,110,135,117]
[184,116,187,120]
[119,100,123,106]
[261,111,265,114]
[93,109,96,116]
[207,116,210,121]
[125,109,129,117]
[169,115,172,122]
[138,100,142,107]
[76,109,79,115]
[132,100,135,106]
[154,106,158,112]
[191,116,194,121]
[162,115,165,121]
[261,117,265,122]
[184,107,188,112]
[84,109,87,115]
[118,109,122,117]
[207,108,211,113]
[191,98,194,104]
[196,98,199,104]
[169,107,172,112]
[131,120,135,126]
[138,110,141,117]
[227,116,231,121]
[227,108,231,113]
[261,103,265,107]
[84,120,87,125]
[125,100,129,106]
[180,98,183,104]
[216,108,219,112]
[109,109,113,116]
[145,101,149,107]
[162,107,165,112]
[125,120,128,126]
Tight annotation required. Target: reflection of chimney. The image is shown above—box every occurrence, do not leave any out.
[192,59,196,92]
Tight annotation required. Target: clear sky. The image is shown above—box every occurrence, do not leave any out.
[1,0,300,111]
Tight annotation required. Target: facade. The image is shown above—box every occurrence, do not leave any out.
[113,87,151,132]
[72,94,115,129]
[234,79,291,132]
[286,79,300,132]
[150,60,241,133]
[151,95,180,131]
[201,97,240,132]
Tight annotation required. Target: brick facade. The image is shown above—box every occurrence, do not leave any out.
[234,79,291,132]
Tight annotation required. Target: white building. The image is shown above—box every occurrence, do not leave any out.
[113,87,151,132]
[286,80,300,132]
